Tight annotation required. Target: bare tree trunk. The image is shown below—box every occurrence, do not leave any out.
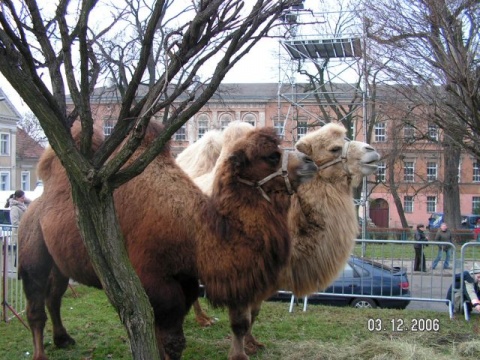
[70,182,160,360]
[442,136,461,231]
[388,155,409,228]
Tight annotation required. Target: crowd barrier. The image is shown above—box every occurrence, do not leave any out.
[1,225,27,327]
[3,235,480,324]
[285,238,480,320]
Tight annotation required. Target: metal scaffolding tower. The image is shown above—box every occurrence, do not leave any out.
[278,3,370,240]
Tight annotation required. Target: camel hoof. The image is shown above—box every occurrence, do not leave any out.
[54,333,76,348]
[244,340,265,355]
[228,355,249,360]
[196,315,216,327]
[33,355,49,360]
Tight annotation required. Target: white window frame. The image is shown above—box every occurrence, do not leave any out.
[273,119,284,139]
[374,122,386,142]
[0,171,10,191]
[219,113,233,131]
[404,196,414,213]
[0,133,10,156]
[428,123,438,142]
[473,196,480,214]
[174,125,187,141]
[426,162,437,182]
[21,171,31,191]
[376,161,386,182]
[474,162,480,183]
[242,113,256,126]
[297,121,308,140]
[404,161,415,182]
[103,117,115,136]
[426,196,437,213]
[197,114,209,139]
[404,123,415,143]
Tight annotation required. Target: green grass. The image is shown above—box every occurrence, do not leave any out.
[2,285,480,359]
[353,242,480,263]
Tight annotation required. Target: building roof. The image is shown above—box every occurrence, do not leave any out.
[16,127,44,160]
[0,87,21,125]
[84,82,365,105]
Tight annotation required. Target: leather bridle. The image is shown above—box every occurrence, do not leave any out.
[237,150,293,203]
[316,138,351,173]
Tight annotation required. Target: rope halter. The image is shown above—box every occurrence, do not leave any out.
[316,138,351,173]
[237,150,293,203]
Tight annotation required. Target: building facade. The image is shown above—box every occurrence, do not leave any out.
[0,88,43,192]
[91,83,478,229]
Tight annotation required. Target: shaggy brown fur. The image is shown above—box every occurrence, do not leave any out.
[178,122,380,354]
[18,121,317,360]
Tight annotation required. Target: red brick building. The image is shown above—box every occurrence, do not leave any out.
[89,83,479,229]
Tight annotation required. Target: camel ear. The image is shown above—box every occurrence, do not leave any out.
[296,139,312,156]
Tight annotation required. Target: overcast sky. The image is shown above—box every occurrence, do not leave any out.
[1,0,332,114]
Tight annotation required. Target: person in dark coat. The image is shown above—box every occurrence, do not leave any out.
[413,224,428,271]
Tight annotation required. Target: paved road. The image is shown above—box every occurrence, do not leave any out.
[406,271,453,312]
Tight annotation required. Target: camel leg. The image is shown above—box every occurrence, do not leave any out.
[228,305,251,360]
[147,277,197,360]
[45,267,75,349]
[244,301,265,355]
[193,299,215,327]
[21,263,51,360]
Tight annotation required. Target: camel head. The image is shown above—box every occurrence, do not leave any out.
[295,123,380,185]
[226,127,317,202]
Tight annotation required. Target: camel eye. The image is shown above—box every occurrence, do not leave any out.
[264,152,281,166]
[331,146,342,153]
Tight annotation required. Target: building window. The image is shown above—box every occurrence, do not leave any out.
[474,162,480,183]
[0,171,10,190]
[219,113,233,130]
[374,122,386,142]
[174,125,186,141]
[376,161,386,183]
[273,119,284,139]
[0,133,10,155]
[242,113,256,126]
[426,196,437,213]
[473,196,480,214]
[428,123,438,142]
[297,122,308,140]
[404,196,414,213]
[426,162,437,182]
[404,161,415,182]
[21,171,30,191]
[197,114,209,139]
[103,117,115,136]
[404,123,415,143]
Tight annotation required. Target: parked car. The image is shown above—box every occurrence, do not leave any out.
[0,209,10,226]
[428,212,480,230]
[268,255,411,309]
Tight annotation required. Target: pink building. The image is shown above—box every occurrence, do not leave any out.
[88,83,479,229]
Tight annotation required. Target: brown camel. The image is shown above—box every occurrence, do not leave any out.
[176,122,380,353]
[18,121,317,360]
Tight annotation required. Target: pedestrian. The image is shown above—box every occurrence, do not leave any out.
[431,222,453,270]
[446,263,480,314]
[5,189,30,226]
[413,224,428,271]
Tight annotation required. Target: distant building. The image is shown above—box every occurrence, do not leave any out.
[86,83,478,229]
[0,88,43,191]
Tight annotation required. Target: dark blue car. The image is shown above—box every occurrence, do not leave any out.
[269,255,411,309]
